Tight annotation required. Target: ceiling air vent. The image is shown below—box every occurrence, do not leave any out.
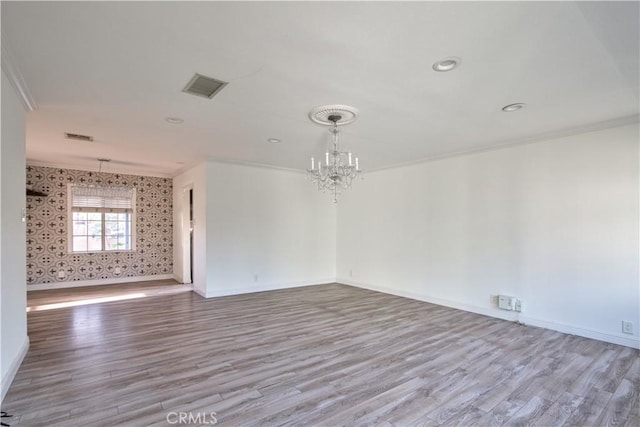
[183,73,228,99]
[64,132,94,142]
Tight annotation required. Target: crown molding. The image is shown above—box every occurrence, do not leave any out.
[1,31,37,112]
[369,115,640,173]
[26,160,173,179]
[203,157,306,175]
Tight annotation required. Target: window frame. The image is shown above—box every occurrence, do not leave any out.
[67,184,137,253]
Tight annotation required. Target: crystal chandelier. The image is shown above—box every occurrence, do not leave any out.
[306,105,362,203]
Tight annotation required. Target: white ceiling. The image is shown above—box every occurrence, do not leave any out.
[2,1,638,177]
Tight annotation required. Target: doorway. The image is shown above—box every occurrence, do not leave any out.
[189,188,194,284]
[182,185,194,284]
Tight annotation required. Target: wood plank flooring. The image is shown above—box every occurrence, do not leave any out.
[27,279,191,311]
[3,283,638,426]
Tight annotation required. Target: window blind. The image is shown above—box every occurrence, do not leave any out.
[71,185,135,211]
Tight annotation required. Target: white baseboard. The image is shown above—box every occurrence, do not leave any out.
[339,278,519,322]
[519,315,639,349]
[1,335,29,403]
[339,278,640,350]
[27,274,176,291]
[192,286,207,298]
[204,278,336,298]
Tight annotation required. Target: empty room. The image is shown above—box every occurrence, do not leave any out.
[0,1,638,426]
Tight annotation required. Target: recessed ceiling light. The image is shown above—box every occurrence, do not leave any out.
[502,103,526,112]
[165,117,184,124]
[432,57,461,72]
[267,138,282,144]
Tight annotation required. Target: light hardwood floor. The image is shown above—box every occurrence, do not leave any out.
[26,279,191,311]
[3,283,639,426]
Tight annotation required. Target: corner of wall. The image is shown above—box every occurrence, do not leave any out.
[0,336,29,403]
[1,68,29,404]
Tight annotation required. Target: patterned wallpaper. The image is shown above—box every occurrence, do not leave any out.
[26,165,173,285]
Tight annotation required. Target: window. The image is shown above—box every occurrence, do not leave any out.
[69,184,136,252]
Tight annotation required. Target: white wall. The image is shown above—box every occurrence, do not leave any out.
[174,161,336,298]
[1,70,29,401]
[337,124,639,348]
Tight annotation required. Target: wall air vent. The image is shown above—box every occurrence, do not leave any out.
[183,73,228,99]
[64,132,94,142]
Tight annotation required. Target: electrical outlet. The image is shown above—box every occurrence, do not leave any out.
[497,295,522,312]
[115,266,121,275]
[514,299,523,312]
[622,321,633,334]
[57,270,65,279]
